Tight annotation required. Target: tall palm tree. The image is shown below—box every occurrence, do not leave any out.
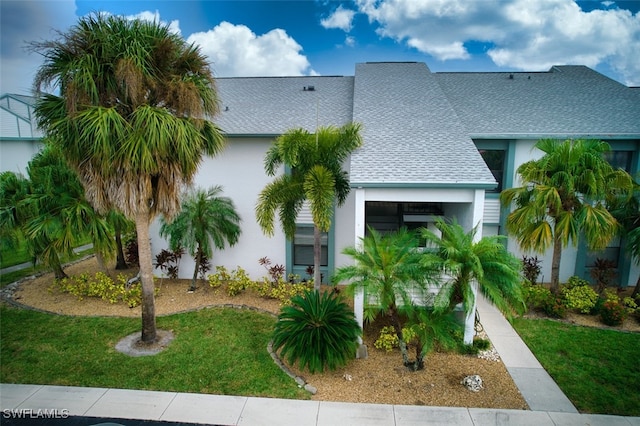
[420,219,525,320]
[256,123,362,289]
[501,139,633,292]
[32,13,225,342]
[160,186,241,291]
[333,227,432,368]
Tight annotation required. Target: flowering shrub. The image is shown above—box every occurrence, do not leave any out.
[562,284,598,314]
[600,300,627,326]
[543,295,567,318]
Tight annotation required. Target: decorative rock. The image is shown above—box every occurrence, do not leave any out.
[304,384,317,394]
[461,375,484,392]
[343,374,353,381]
[477,348,501,362]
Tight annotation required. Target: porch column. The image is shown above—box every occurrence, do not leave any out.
[354,188,366,348]
[463,189,486,345]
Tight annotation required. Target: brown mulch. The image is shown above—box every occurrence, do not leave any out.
[2,256,538,409]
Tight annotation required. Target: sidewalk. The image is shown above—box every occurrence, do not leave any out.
[1,383,638,425]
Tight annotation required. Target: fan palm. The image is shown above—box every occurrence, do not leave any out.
[256,123,362,289]
[32,13,225,342]
[420,219,525,325]
[501,139,633,292]
[333,227,432,367]
[160,186,241,291]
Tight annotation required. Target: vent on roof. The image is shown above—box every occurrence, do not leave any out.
[303,86,315,91]
[509,74,514,79]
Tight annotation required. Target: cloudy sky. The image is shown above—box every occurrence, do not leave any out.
[1,0,639,94]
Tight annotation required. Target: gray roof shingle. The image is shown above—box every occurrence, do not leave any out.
[434,66,640,138]
[214,76,354,135]
[350,62,497,187]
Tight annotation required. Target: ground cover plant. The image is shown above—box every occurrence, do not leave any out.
[512,317,640,416]
[0,304,308,400]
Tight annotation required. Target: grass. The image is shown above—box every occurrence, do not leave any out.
[0,304,309,400]
[512,317,640,416]
[0,249,94,288]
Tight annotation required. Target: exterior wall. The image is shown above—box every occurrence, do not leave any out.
[0,139,43,174]
[482,138,640,286]
[149,137,287,280]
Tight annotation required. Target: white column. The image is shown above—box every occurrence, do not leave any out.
[354,188,366,346]
[464,189,486,345]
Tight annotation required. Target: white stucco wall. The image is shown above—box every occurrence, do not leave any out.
[149,137,287,280]
[0,139,43,174]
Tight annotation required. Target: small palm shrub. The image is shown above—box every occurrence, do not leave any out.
[272,289,361,373]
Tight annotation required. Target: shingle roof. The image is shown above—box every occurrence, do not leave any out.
[434,66,640,138]
[214,76,354,135]
[349,62,497,187]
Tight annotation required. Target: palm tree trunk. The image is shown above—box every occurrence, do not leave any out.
[550,235,563,293]
[114,224,128,270]
[135,209,157,343]
[190,245,200,292]
[313,224,321,291]
[389,305,410,367]
[95,250,109,275]
[52,262,67,279]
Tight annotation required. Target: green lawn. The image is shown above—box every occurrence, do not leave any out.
[512,317,640,416]
[0,305,308,400]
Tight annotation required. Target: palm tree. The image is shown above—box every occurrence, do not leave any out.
[420,219,525,321]
[500,139,633,292]
[160,186,241,291]
[333,227,432,368]
[256,123,362,289]
[32,13,225,342]
[608,176,640,297]
[0,172,32,264]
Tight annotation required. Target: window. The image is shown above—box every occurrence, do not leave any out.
[479,149,506,192]
[293,226,328,267]
[604,151,632,172]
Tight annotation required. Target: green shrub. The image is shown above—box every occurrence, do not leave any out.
[565,276,591,289]
[600,300,627,326]
[543,295,568,318]
[522,283,553,311]
[373,326,399,352]
[51,272,147,307]
[272,289,361,373]
[207,265,231,289]
[562,284,598,314]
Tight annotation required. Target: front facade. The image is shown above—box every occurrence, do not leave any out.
[3,62,639,289]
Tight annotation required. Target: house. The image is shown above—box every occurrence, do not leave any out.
[0,93,43,174]
[3,62,639,289]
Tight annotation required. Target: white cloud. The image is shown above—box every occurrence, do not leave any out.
[187,22,314,77]
[321,5,356,32]
[355,0,640,86]
[345,35,356,47]
[125,10,181,36]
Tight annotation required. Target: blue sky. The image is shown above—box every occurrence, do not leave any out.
[1,0,639,94]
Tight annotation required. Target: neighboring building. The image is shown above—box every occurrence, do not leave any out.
[3,62,639,289]
[0,93,43,174]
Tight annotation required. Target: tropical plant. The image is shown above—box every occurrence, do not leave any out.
[0,171,32,264]
[590,258,617,294]
[272,289,361,373]
[333,227,432,367]
[32,13,225,342]
[522,255,542,285]
[420,218,526,322]
[160,186,241,291]
[256,123,362,289]
[500,139,633,292]
[608,175,640,297]
[404,308,461,371]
